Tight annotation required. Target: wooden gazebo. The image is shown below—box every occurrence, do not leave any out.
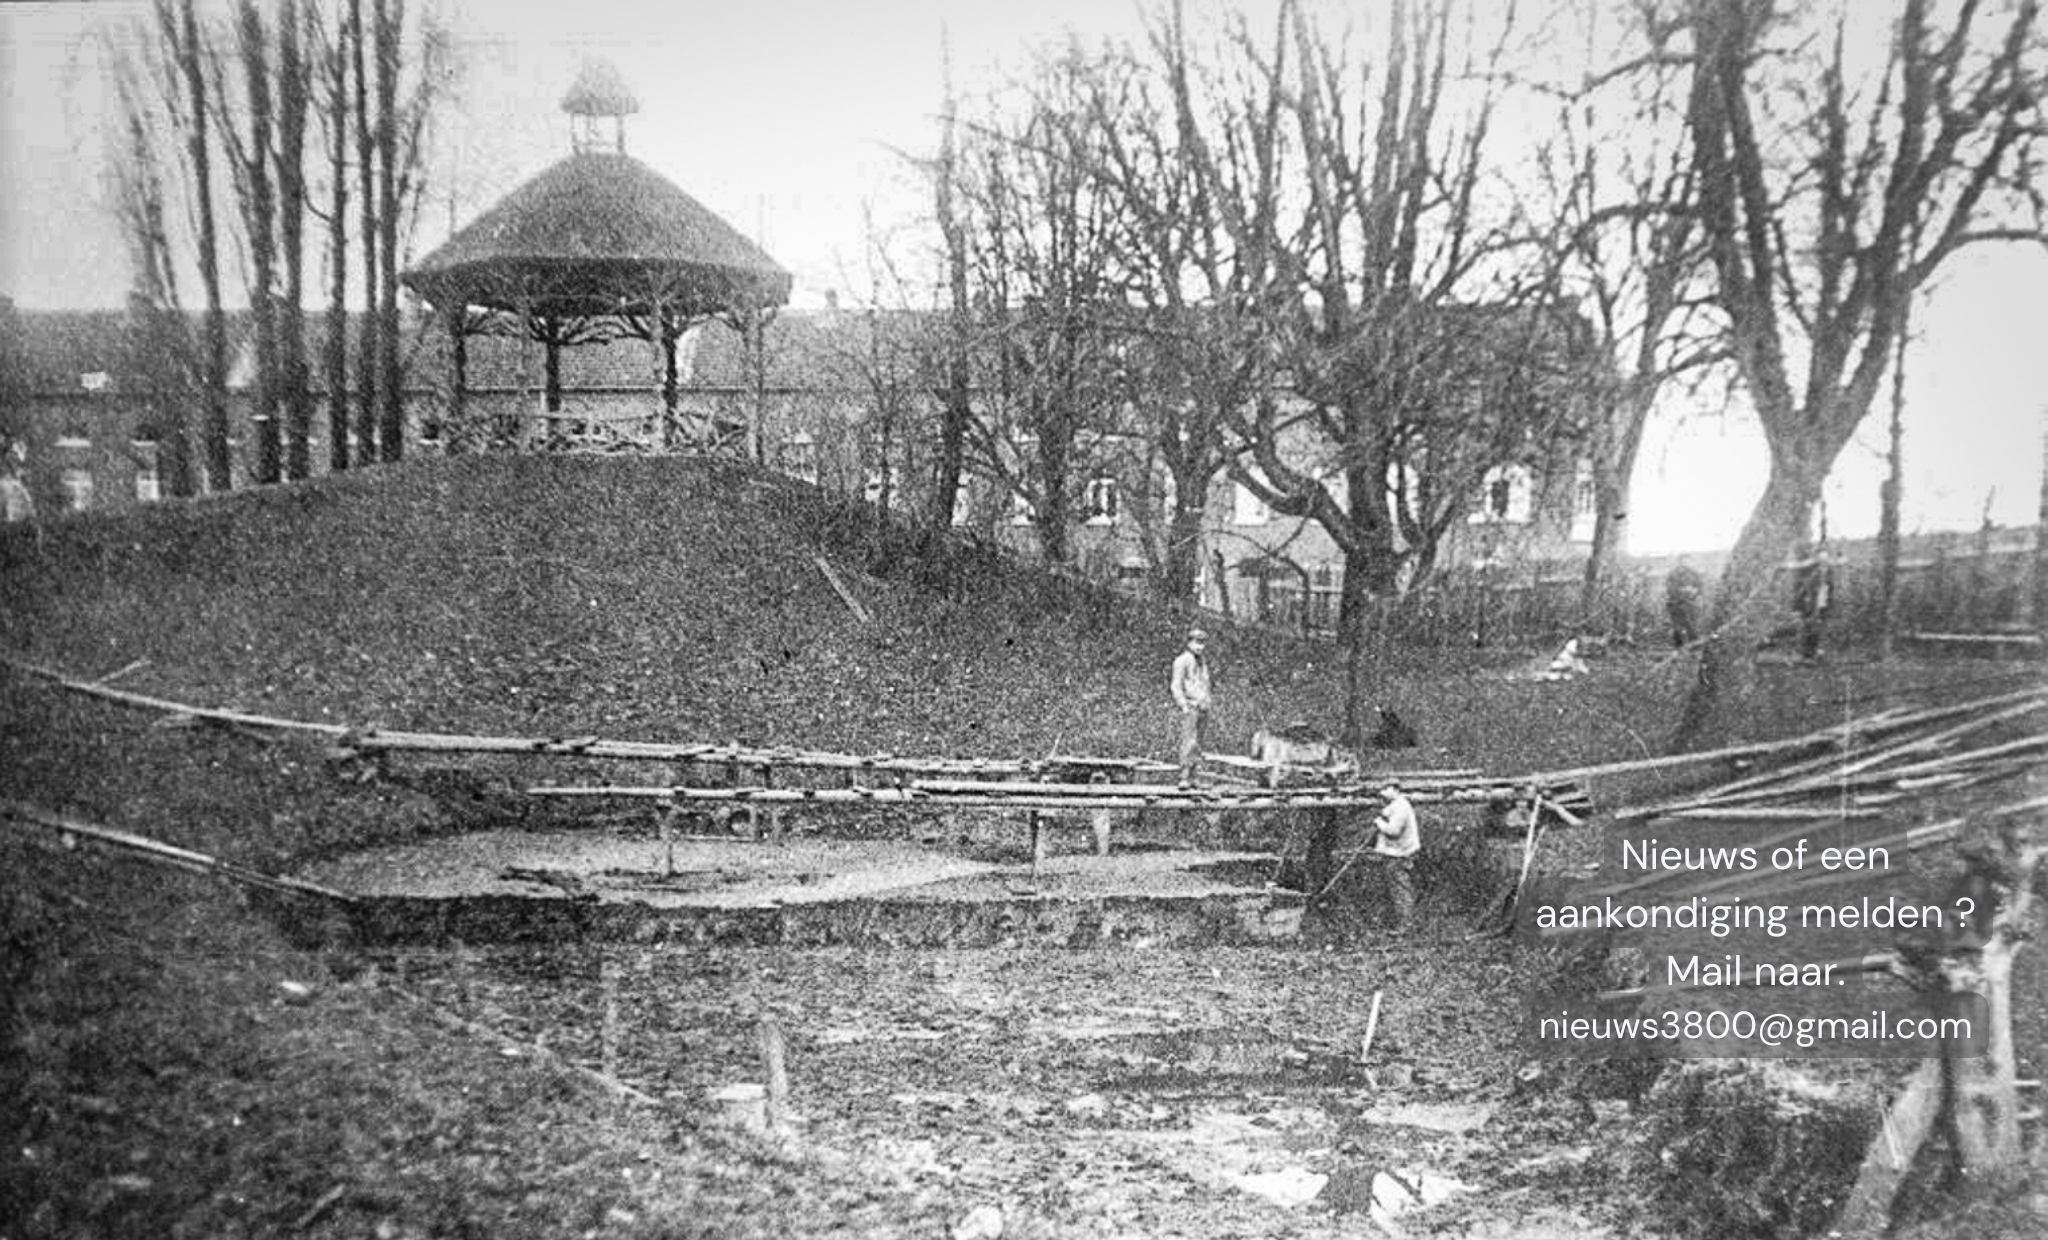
[401,60,792,448]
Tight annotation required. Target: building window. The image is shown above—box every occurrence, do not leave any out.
[780,432,818,484]
[863,466,900,508]
[132,439,161,503]
[1083,476,1119,525]
[60,467,94,512]
[1233,482,1272,526]
[1471,463,1533,525]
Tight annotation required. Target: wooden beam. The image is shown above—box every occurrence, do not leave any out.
[2,800,354,903]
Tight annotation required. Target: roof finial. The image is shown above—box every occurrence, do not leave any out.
[562,57,638,155]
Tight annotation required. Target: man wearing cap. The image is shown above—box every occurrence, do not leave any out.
[1170,628,1213,786]
[1373,782,1420,931]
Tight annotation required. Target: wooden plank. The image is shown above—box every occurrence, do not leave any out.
[1664,806,1885,821]
[1549,686,2048,786]
[529,783,1403,811]
[1907,631,2044,646]
[1,800,354,903]
[812,554,873,624]
[2,654,350,738]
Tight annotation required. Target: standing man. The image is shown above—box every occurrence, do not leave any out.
[1170,627,1213,787]
[1791,543,1835,662]
[1664,558,1704,648]
[1373,782,1421,932]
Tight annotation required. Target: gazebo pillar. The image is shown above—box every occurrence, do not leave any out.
[543,322,563,414]
[660,306,681,449]
[445,304,468,441]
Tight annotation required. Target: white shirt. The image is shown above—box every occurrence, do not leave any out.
[1170,648,1211,712]
[1373,794,1420,858]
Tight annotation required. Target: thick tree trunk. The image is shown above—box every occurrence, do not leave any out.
[351,0,379,465]
[278,0,311,481]
[928,44,971,533]
[175,0,231,494]
[2034,412,2048,640]
[1876,310,1909,658]
[1159,491,1208,606]
[373,0,404,463]
[1580,380,1655,627]
[239,0,281,486]
[324,3,350,473]
[1034,414,1072,564]
[1674,464,1816,746]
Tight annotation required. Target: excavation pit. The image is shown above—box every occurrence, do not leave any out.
[297,830,1304,948]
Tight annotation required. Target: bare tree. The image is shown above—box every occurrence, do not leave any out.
[372,0,403,462]
[1521,0,1721,625]
[926,28,975,533]
[1675,0,2047,743]
[277,0,314,480]
[105,33,197,498]
[351,0,377,463]
[951,48,1134,565]
[161,0,233,492]
[1150,0,1538,644]
[1082,18,1273,605]
[219,0,281,484]
[320,0,353,473]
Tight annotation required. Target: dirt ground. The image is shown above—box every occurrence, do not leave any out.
[369,932,1619,1240]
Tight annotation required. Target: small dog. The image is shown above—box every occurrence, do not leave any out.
[1249,721,1359,788]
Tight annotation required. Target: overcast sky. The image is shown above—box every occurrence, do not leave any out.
[2,0,2041,554]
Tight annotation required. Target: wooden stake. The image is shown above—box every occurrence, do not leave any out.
[2,800,354,903]
[1359,990,1385,1066]
[1832,1059,1943,1237]
[758,1016,790,1135]
[601,955,621,1087]
[812,554,872,623]
[657,796,676,877]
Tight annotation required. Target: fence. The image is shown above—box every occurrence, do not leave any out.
[1365,538,2041,650]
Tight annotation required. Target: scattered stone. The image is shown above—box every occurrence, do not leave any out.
[278,979,315,1005]
[951,1204,1005,1240]
[1063,1093,1108,1119]
[709,1082,768,1131]
[1360,1100,1496,1135]
[1368,1168,1471,1229]
[1234,1167,1327,1208]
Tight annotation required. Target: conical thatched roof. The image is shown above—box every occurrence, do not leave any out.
[401,151,792,320]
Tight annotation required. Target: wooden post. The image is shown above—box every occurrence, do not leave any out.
[601,955,621,1086]
[1029,811,1046,875]
[446,304,467,442]
[758,1016,789,1136]
[1092,808,1113,857]
[656,795,676,877]
[660,305,680,449]
[1833,1059,1942,1236]
[761,763,783,844]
